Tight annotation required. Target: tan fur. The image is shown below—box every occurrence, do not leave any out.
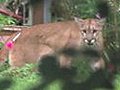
[0,47,8,63]
[7,18,105,69]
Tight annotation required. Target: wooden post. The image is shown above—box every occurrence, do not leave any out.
[32,0,44,25]
[43,0,52,23]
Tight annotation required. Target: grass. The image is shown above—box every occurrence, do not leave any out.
[0,64,40,90]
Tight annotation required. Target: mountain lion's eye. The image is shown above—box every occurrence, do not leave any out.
[93,30,97,33]
[82,30,86,33]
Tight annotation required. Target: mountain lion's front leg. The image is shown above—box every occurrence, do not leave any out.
[91,57,105,71]
[59,54,72,68]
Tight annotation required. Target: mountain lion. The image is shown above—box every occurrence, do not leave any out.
[4,17,105,70]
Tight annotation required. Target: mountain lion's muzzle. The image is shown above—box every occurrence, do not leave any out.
[84,38,96,45]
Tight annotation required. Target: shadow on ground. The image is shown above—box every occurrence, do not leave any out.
[0,79,12,90]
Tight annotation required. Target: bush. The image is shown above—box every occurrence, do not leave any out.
[52,0,98,21]
[114,73,120,90]
[72,56,93,82]
[0,64,40,90]
[0,14,17,26]
[0,42,4,50]
[43,80,63,90]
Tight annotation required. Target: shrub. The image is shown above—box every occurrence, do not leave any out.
[0,42,4,50]
[0,64,40,90]
[114,73,120,90]
[0,14,17,26]
[43,80,63,90]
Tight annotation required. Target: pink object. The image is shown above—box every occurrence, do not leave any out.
[5,41,14,50]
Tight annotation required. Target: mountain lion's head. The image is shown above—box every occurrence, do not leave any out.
[74,17,105,46]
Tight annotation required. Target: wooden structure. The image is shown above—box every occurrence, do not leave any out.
[0,0,52,25]
[0,3,23,20]
[0,25,28,43]
[21,0,52,25]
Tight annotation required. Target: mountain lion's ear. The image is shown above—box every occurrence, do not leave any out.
[99,18,106,25]
[99,18,106,23]
[74,17,84,23]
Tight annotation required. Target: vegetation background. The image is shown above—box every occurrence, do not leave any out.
[0,0,120,90]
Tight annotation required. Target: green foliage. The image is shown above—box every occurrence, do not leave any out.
[0,64,40,90]
[72,56,93,82]
[0,63,10,72]
[114,73,120,90]
[8,73,39,90]
[43,80,63,90]
[0,0,6,3]
[52,0,98,21]
[0,14,17,26]
[0,64,35,78]
[0,42,4,50]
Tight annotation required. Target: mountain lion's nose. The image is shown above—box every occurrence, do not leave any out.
[84,39,95,45]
